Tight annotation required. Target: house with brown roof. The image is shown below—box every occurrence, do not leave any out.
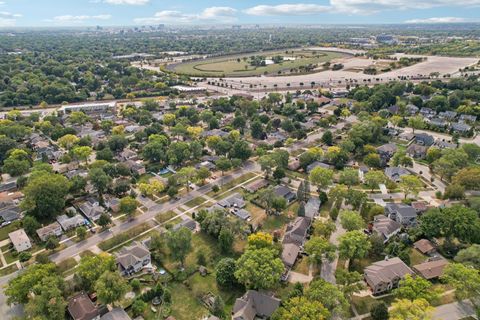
[372,215,401,243]
[413,239,436,255]
[242,179,269,193]
[232,290,281,320]
[413,258,449,280]
[406,144,428,159]
[100,308,131,320]
[36,221,63,242]
[67,292,100,320]
[364,257,414,295]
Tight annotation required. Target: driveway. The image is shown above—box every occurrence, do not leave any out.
[320,217,346,284]
[433,300,476,320]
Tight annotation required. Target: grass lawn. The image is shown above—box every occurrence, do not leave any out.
[0,263,18,276]
[350,294,396,315]
[262,214,292,233]
[409,248,427,266]
[155,210,178,224]
[3,250,17,264]
[207,172,257,197]
[292,256,310,275]
[79,250,95,258]
[0,222,21,241]
[98,223,151,251]
[350,256,381,274]
[245,202,266,226]
[57,257,78,274]
[184,196,208,208]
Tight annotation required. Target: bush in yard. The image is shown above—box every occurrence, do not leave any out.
[132,299,147,317]
[212,185,220,193]
[130,279,141,291]
[18,252,32,262]
[370,302,388,320]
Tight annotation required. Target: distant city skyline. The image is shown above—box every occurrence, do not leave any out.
[1,0,480,27]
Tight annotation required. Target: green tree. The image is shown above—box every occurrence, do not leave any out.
[310,167,334,191]
[119,196,139,218]
[166,227,192,267]
[45,236,60,250]
[75,253,116,292]
[215,157,232,176]
[215,257,238,288]
[394,274,440,303]
[2,149,31,176]
[25,276,66,320]
[212,295,225,318]
[339,210,364,231]
[339,168,360,188]
[218,228,234,253]
[98,213,112,228]
[94,270,129,306]
[131,299,147,317]
[306,278,350,316]
[321,130,333,146]
[441,263,480,301]
[235,247,283,290]
[338,230,371,263]
[72,146,93,164]
[259,155,276,178]
[76,226,87,240]
[89,167,111,197]
[408,115,425,133]
[400,175,423,199]
[389,298,433,320]
[364,170,386,191]
[272,296,330,320]
[454,244,480,269]
[196,167,211,185]
[313,219,336,238]
[370,302,389,320]
[304,236,336,265]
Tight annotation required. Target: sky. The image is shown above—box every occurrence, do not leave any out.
[0,0,479,27]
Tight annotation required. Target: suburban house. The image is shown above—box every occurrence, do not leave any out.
[125,160,146,176]
[232,208,251,221]
[274,185,296,204]
[243,179,269,193]
[36,222,63,242]
[384,167,410,183]
[406,144,428,159]
[8,229,31,252]
[451,122,472,134]
[438,110,457,120]
[218,193,246,209]
[459,114,477,123]
[377,143,397,165]
[414,133,435,146]
[372,215,402,243]
[413,239,437,255]
[288,158,301,171]
[173,218,198,232]
[411,201,428,214]
[67,292,100,320]
[100,308,131,320]
[78,198,104,221]
[364,257,414,295]
[304,197,321,219]
[232,290,281,320]
[435,140,457,149]
[428,118,448,129]
[57,213,85,231]
[115,241,151,276]
[413,258,449,280]
[306,161,332,173]
[385,203,417,226]
[283,217,311,247]
[406,104,419,115]
[419,107,436,118]
[281,242,301,268]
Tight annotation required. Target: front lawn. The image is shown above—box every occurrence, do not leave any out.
[409,248,426,266]
[98,223,151,251]
[0,222,21,242]
[185,196,208,208]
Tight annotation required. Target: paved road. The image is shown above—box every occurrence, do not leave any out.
[433,300,476,320]
[320,217,346,284]
[49,160,260,263]
[0,272,24,319]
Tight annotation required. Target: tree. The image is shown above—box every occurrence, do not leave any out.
[444,183,465,200]
[218,228,234,253]
[364,153,381,168]
[271,196,287,214]
[338,230,371,263]
[441,263,480,301]
[313,219,336,238]
[2,149,31,176]
[335,269,364,298]
[306,278,350,316]
[321,130,333,146]
[131,299,147,317]
[119,196,139,218]
[454,244,480,269]
[394,274,440,303]
[177,166,196,192]
[453,167,480,190]
[389,298,433,320]
[89,167,111,197]
[310,167,334,191]
[339,210,365,231]
[259,155,276,178]
[69,111,89,125]
[339,168,360,188]
[23,215,40,237]
[212,295,225,318]
[21,171,70,220]
[72,146,92,164]
[400,175,423,199]
[370,302,389,320]
[5,263,58,304]
[408,115,425,133]
[215,157,232,176]
[45,236,59,250]
[98,213,112,228]
[235,247,284,290]
[196,167,211,185]
[95,270,129,306]
[272,297,330,320]
[364,170,386,191]
[304,236,336,265]
[75,253,116,292]
[25,276,66,320]
[167,227,192,267]
[215,258,238,288]
[76,226,87,240]
[250,120,265,139]
[247,232,274,249]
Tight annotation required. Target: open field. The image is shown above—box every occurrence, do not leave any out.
[169,49,347,77]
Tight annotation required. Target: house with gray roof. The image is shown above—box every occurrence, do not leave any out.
[406,144,428,159]
[57,213,85,231]
[283,217,311,247]
[67,292,100,320]
[173,218,198,232]
[274,185,296,204]
[306,161,332,173]
[451,122,472,134]
[372,215,401,243]
[115,241,151,276]
[414,133,434,146]
[36,222,63,242]
[385,203,417,226]
[364,257,414,295]
[218,193,245,209]
[428,118,448,128]
[304,197,321,219]
[384,167,410,183]
[459,114,477,123]
[9,228,31,252]
[232,290,280,320]
[78,198,104,221]
[281,243,301,268]
[100,308,131,320]
[232,208,251,221]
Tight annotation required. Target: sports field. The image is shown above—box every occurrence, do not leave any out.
[170,49,347,77]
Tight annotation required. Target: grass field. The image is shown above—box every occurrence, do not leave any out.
[171,49,346,77]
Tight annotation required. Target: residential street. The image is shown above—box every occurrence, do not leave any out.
[320,216,346,284]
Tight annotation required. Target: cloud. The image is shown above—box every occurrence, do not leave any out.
[244,1,480,16]
[104,0,149,4]
[50,14,112,24]
[405,17,469,23]
[134,6,237,24]
[0,11,22,18]
[244,4,331,16]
